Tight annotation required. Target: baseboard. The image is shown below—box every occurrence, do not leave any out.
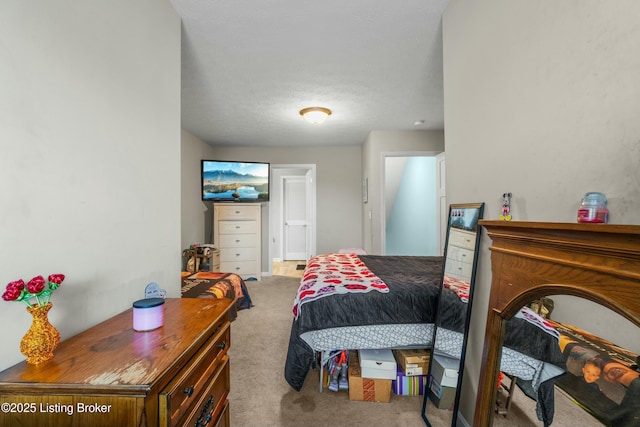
[456,411,470,427]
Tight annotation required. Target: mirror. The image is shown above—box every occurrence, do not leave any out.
[422,202,484,427]
[488,295,640,427]
[473,221,640,427]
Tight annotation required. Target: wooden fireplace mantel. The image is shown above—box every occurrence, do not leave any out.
[473,221,640,427]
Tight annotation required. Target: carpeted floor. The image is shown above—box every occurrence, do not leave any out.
[228,275,604,427]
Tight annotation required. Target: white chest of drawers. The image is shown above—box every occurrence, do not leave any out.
[444,227,476,282]
[214,203,262,280]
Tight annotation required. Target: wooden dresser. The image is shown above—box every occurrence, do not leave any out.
[0,298,232,427]
[214,203,262,280]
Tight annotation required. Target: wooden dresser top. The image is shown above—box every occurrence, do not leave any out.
[0,298,232,393]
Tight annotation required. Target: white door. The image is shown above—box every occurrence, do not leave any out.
[283,176,307,260]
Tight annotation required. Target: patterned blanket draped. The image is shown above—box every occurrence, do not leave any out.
[292,253,389,319]
[181,271,253,313]
[515,306,560,340]
[442,274,470,303]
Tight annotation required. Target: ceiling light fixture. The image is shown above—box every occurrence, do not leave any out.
[299,107,332,125]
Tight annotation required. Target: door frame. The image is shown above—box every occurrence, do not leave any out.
[268,164,317,276]
[380,151,444,255]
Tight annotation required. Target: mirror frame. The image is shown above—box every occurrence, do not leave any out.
[473,221,640,427]
[422,202,484,427]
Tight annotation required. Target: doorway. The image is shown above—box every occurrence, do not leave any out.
[268,164,316,276]
[381,152,445,256]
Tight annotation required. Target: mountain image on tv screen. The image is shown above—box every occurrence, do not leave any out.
[202,161,269,201]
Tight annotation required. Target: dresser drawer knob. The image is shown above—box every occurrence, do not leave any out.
[205,395,214,410]
[194,396,215,426]
[217,341,227,350]
[184,385,195,397]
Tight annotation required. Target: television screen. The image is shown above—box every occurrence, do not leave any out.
[201,160,270,202]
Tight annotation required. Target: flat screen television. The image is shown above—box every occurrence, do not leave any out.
[201,160,270,202]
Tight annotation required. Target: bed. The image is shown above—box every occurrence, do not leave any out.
[284,252,565,423]
[286,254,442,392]
[181,271,253,320]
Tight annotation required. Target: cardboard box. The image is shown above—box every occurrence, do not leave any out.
[359,349,397,380]
[392,366,427,395]
[348,350,392,403]
[430,354,459,388]
[393,349,430,376]
[428,375,457,409]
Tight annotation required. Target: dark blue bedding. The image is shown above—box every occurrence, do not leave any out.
[285,255,443,391]
[284,254,565,425]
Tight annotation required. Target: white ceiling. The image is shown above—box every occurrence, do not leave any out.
[170,0,448,147]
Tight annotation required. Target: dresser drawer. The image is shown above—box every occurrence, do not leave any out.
[448,228,476,250]
[445,259,473,282]
[159,322,230,427]
[220,261,257,276]
[446,245,473,264]
[219,220,257,235]
[212,401,229,427]
[220,247,257,262]
[217,205,259,221]
[182,356,230,427]
[219,234,257,248]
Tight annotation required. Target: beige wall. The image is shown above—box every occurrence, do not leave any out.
[0,1,181,370]
[443,0,640,424]
[179,138,363,272]
[181,129,216,250]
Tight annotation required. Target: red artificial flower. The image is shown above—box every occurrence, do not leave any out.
[4,273,65,308]
[48,274,65,290]
[27,275,45,294]
[8,279,25,291]
[48,274,65,284]
[2,282,23,301]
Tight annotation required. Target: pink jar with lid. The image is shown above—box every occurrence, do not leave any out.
[132,297,165,331]
[577,192,608,223]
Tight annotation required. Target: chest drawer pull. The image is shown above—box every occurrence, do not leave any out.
[217,341,227,350]
[195,395,215,426]
[184,385,195,397]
